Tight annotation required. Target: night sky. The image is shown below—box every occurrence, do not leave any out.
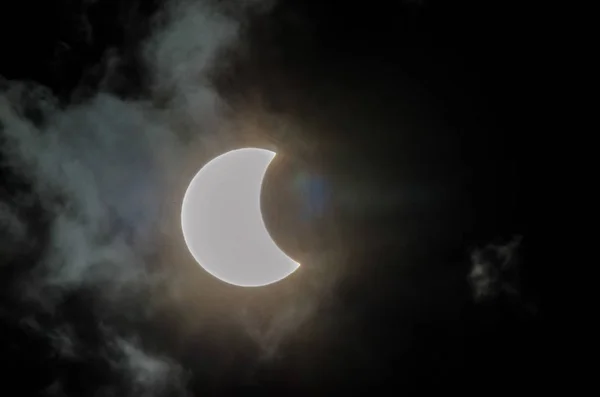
[1,0,542,396]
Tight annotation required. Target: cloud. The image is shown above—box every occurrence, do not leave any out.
[241,297,314,360]
[0,0,278,394]
[43,381,67,397]
[468,235,523,302]
[105,335,189,397]
[0,200,27,254]
[1,88,179,313]
[41,328,189,397]
[48,324,81,359]
[0,0,251,304]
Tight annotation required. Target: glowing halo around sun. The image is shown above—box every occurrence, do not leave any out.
[181,148,300,287]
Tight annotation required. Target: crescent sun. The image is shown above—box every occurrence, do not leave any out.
[181,148,301,287]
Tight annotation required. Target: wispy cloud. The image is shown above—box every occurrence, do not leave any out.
[0,200,28,255]
[1,0,276,394]
[105,334,189,397]
[468,235,523,302]
[0,0,252,304]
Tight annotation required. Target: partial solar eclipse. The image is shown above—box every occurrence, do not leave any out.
[181,148,300,287]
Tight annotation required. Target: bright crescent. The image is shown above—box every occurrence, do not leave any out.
[181,148,300,287]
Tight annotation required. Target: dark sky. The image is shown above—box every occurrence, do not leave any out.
[0,0,541,396]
